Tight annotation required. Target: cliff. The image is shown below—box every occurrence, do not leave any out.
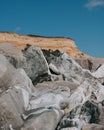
[0,32,104,71]
[0,32,86,58]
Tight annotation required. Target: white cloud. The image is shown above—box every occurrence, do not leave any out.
[85,0,104,9]
[14,26,21,32]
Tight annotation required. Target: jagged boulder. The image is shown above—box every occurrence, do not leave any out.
[0,43,52,85]
[43,50,92,84]
[23,46,51,84]
[58,100,101,130]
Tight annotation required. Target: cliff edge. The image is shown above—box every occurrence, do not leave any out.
[0,32,86,58]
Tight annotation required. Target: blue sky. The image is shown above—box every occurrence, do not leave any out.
[0,0,104,57]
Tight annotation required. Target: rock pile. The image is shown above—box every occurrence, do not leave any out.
[0,43,104,130]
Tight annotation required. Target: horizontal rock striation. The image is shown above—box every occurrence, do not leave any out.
[0,32,86,58]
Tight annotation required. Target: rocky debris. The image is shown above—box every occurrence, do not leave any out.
[0,43,52,85]
[43,49,93,84]
[0,43,104,130]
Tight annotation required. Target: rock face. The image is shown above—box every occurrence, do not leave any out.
[0,32,86,58]
[23,46,51,84]
[0,41,104,130]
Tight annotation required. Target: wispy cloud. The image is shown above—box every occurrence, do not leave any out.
[14,26,21,32]
[85,0,104,9]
